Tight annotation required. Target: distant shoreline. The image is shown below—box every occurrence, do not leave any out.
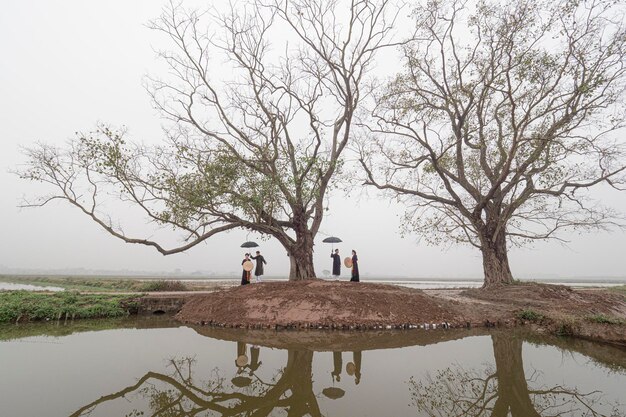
[2,273,626,284]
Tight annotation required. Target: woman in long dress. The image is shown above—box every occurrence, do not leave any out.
[241,253,252,285]
[350,250,359,282]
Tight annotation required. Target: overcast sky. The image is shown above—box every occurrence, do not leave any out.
[1,1,625,280]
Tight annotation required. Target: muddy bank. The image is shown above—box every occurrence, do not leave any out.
[176,280,626,346]
[176,279,464,329]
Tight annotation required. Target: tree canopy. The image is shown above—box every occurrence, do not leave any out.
[20,0,398,279]
[360,0,626,286]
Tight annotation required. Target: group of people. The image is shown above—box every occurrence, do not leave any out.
[330,249,359,282]
[241,251,267,285]
[240,248,360,285]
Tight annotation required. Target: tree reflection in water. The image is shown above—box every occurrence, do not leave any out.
[70,346,322,417]
[410,333,625,417]
[68,330,624,417]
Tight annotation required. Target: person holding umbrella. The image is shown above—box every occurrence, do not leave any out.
[250,250,267,283]
[323,236,342,279]
[330,249,341,278]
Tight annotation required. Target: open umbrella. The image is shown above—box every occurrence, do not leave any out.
[231,376,253,387]
[322,236,342,251]
[240,241,259,248]
[321,387,345,399]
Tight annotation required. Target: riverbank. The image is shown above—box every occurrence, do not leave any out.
[1,280,625,346]
[0,275,223,292]
[0,291,139,323]
[176,279,626,346]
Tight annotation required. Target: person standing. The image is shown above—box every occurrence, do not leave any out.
[250,250,267,283]
[350,250,359,282]
[241,253,252,285]
[330,249,341,278]
[331,351,343,382]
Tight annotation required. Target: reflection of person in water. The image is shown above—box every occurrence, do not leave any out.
[235,341,248,374]
[331,351,342,382]
[346,351,362,385]
[235,342,263,376]
[248,345,262,375]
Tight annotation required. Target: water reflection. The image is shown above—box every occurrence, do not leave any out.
[71,347,323,417]
[66,327,625,417]
[410,333,625,417]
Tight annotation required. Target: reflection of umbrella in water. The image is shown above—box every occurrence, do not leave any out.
[240,241,259,248]
[322,236,342,251]
[322,387,345,399]
[231,376,253,387]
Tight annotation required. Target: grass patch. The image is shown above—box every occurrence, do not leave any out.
[587,314,624,325]
[140,280,188,292]
[0,275,191,293]
[516,309,545,322]
[609,285,626,296]
[0,291,139,323]
[555,322,575,336]
[0,275,148,292]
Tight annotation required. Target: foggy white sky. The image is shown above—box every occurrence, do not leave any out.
[1,1,625,279]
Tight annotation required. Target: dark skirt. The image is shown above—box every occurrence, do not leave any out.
[351,257,359,282]
[241,270,251,285]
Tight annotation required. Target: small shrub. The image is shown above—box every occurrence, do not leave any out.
[556,322,574,336]
[140,280,188,292]
[517,310,544,322]
[587,314,624,325]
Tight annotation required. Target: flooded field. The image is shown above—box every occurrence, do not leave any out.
[0,282,64,291]
[0,317,624,417]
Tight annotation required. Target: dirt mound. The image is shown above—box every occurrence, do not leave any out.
[173,280,626,346]
[176,279,463,329]
[463,283,626,317]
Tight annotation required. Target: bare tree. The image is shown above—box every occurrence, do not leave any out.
[70,351,321,417]
[19,0,398,279]
[410,333,626,417]
[359,0,626,286]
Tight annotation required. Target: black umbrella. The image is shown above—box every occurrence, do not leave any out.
[231,376,252,387]
[322,236,342,251]
[322,387,345,399]
[240,241,259,248]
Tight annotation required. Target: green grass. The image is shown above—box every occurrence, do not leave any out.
[0,291,139,323]
[0,275,188,292]
[139,280,188,292]
[609,285,626,296]
[0,275,145,292]
[516,309,545,322]
[586,314,624,325]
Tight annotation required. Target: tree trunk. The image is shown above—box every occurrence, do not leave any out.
[288,246,316,280]
[491,334,541,417]
[286,226,317,280]
[480,226,514,288]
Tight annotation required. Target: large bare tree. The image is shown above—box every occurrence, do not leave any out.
[410,333,625,417]
[360,0,626,286]
[19,0,398,279]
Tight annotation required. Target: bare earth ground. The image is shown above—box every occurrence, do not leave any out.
[175,279,626,346]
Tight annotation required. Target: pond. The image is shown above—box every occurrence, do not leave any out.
[0,316,624,417]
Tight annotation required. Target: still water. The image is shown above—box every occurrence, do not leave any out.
[0,317,624,417]
[0,282,64,291]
